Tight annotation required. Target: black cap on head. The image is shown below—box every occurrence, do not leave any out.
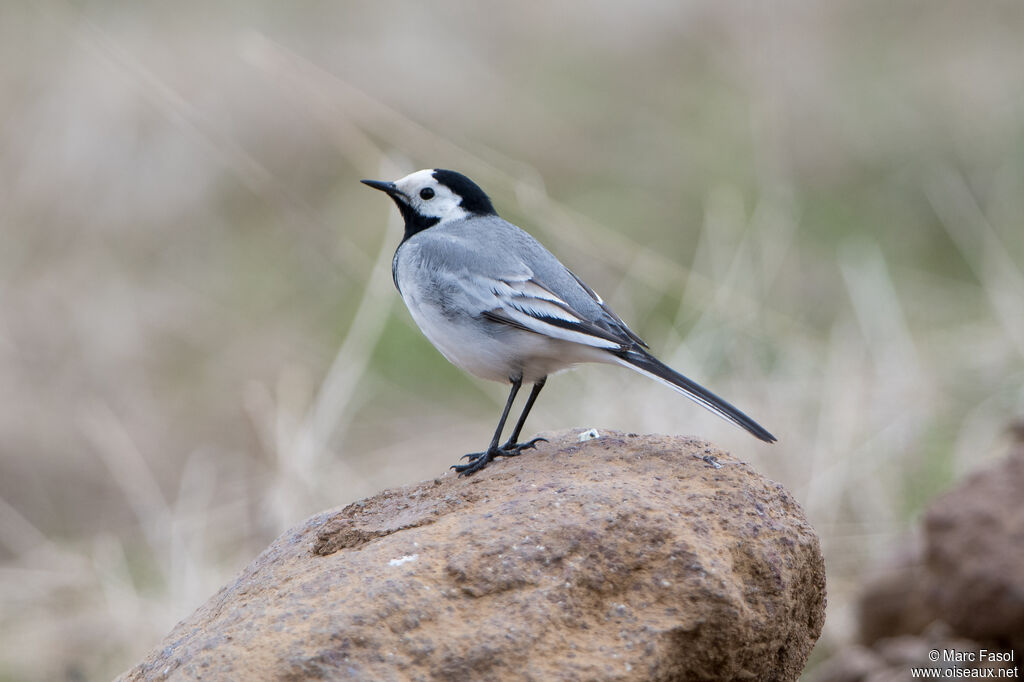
[432,169,497,216]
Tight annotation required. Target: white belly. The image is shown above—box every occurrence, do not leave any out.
[399,281,609,384]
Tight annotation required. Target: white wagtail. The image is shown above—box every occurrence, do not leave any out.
[363,169,776,475]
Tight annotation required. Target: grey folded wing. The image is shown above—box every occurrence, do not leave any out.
[410,228,646,352]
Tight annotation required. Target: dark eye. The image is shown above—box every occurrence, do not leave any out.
[419,187,435,200]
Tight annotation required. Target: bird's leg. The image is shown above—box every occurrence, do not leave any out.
[498,377,548,454]
[452,377,522,476]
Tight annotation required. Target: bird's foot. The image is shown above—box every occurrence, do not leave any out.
[452,438,547,476]
[451,448,498,476]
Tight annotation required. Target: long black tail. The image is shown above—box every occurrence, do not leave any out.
[614,349,777,443]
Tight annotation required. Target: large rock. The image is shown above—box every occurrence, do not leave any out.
[120,429,825,681]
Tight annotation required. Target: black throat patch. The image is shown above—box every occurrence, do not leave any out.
[394,199,441,243]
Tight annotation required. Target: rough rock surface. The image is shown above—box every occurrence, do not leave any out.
[120,429,825,682]
[923,437,1024,650]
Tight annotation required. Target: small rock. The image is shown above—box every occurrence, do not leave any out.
[857,542,936,645]
[924,438,1024,648]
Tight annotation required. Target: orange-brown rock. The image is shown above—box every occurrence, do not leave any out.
[120,430,825,681]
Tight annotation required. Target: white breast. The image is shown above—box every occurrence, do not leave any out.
[394,245,610,384]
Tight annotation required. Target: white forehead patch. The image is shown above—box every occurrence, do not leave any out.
[394,169,437,190]
[392,169,469,224]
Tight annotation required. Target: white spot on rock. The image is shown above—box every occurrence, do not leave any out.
[388,554,419,567]
[578,429,601,442]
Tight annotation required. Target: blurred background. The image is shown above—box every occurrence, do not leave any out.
[2,1,1023,679]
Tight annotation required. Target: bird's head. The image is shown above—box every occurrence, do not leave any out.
[362,169,497,239]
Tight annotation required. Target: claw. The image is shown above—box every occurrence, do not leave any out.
[452,437,547,476]
[496,437,548,455]
[451,450,494,476]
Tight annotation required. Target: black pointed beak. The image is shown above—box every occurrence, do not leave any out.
[361,179,404,200]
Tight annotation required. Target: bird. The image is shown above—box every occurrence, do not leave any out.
[362,169,775,475]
